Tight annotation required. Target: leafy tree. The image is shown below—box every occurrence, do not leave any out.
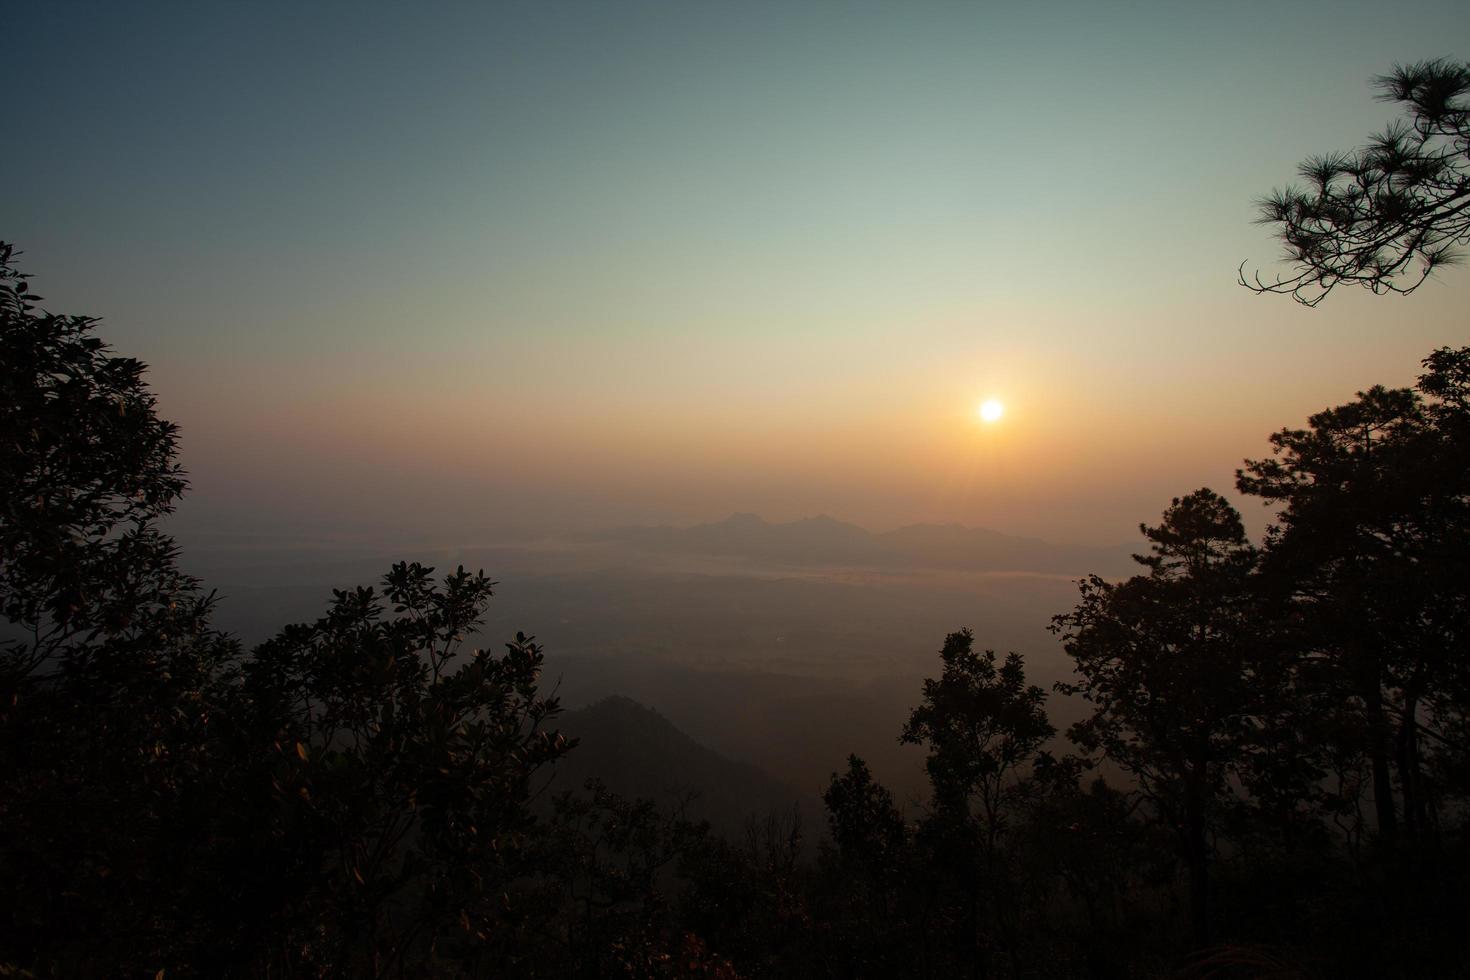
[1237,347,1470,842]
[0,242,236,974]
[901,631,1054,857]
[818,756,912,977]
[542,780,726,978]
[900,630,1054,977]
[229,564,574,976]
[1052,489,1266,946]
[678,806,818,980]
[0,241,206,670]
[1011,757,1170,975]
[823,754,906,886]
[1242,58,1470,305]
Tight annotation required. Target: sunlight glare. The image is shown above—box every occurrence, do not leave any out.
[978,399,1004,423]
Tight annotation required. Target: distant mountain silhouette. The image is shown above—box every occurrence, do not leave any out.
[547,695,815,836]
[596,513,1130,574]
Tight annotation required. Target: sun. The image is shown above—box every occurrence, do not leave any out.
[978,398,1004,423]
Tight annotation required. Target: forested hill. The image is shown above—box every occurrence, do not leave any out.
[546,696,817,837]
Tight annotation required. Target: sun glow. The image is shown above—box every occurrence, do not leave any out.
[978,399,1004,423]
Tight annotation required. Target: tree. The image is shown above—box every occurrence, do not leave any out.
[900,630,1054,977]
[901,632,1054,855]
[0,242,236,974]
[0,239,220,683]
[818,756,914,977]
[231,563,575,976]
[1242,58,1470,305]
[1011,757,1168,974]
[823,755,907,885]
[1052,489,1265,947]
[541,780,723,978]
[1237,348,1470,843]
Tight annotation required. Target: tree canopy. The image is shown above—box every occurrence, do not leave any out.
[1242,58,1470,305]
[1052,489,1265,944]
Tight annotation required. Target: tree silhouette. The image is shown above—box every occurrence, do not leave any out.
[1238,347,1470,843]
[234,564,574,975]
[0,242,585,977]
[900,630,1053,976]
[0,242,237,974]
[823,755,907,885]
[1052,489,1264,947]
[542,779,720,977]
[902,631,1053,857]
[0,241,221,681]
[1242,59,1470,305]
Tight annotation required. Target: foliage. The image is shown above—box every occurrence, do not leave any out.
[1243,58,1470,305]
[215,565,572,975]
[901,631,1054,845]
[822,755,906,884]
[0,243,200,671]
[0,242,237,975]
[679,807,816,979]
[540,780,731,978]
[1237,347,1470,840]
[894,634,1054,976]
[1052,489,1268,944]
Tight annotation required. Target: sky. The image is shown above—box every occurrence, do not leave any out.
[6,1,1468,548]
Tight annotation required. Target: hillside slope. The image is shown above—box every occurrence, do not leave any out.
[546,695,818,837]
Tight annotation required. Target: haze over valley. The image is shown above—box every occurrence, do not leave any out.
[180,512,1125,808]
[7,3,1469,974]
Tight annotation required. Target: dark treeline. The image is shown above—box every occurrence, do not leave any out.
[3,236,1469,978]
[4,61,1470,978]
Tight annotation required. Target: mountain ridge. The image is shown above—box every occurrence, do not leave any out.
[592,512,1132,575]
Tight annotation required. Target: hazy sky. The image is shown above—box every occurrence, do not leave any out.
[7,1,1468,547]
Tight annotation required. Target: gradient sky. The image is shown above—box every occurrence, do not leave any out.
[7,1,1468,547]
